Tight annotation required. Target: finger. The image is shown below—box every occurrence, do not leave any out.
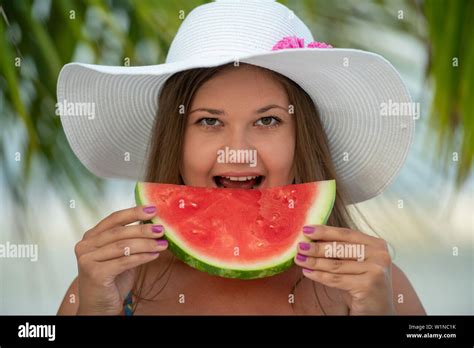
[93,223,165,248]
[302,225,382,247]
[89,238,169,262]
[104,252,162,277]
[297,241,371,261]
[301,269,361,291]
[294,254,367,274]
[85,205,158,238]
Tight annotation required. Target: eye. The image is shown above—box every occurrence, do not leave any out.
[197,117,223,128]
[255,116,281,128]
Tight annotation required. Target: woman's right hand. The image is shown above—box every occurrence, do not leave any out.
[74,205,168,315]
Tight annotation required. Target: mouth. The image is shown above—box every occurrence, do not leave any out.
[213,174,265,189]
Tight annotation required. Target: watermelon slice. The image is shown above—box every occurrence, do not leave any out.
[135,180,336,279]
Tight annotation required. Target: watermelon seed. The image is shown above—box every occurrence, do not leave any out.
[272,192,283,200]
[272,213,280,221]
[159,195,168,202]
[257,242,264,247]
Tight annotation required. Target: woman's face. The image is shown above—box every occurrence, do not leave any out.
[181,64,296,189]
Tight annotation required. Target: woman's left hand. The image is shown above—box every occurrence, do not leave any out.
[294,224,396,315]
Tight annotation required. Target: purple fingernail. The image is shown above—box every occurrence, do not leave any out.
[143,205,156,214]
[156,239,168,247]
[303,226,315,234]
[302,268,312,273]
[299,242,310,250]
[296,253,307,261]
[152,225,164,233]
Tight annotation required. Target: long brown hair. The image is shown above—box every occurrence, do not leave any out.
[130,62,369,314]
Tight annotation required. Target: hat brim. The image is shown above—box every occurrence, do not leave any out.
[57,48,414,204]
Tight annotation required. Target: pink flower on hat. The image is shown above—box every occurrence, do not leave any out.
[272,36,333,51]
[272,36,305,50]
[307,41,333,48]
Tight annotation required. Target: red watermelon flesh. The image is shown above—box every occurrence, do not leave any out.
[135,180,336,279]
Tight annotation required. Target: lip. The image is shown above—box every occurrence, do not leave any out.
[211,173,266,189]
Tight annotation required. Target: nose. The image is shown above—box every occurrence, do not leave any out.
[218,125,258,167]
[227,125,252,151]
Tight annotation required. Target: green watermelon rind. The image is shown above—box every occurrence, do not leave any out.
[135,180,336,280]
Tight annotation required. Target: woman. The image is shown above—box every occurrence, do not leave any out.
[56,0,425,315]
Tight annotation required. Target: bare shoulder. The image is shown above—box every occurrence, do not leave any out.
[391,263,426,315]
[57,276,79,315]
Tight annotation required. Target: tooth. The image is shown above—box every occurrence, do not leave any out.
[222,176,259,182]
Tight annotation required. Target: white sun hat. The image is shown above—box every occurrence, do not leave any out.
[57,0,415,204]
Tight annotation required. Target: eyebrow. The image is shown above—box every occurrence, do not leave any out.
[188,104,288,115]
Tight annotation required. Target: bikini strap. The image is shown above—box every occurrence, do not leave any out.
[123,291,134,316]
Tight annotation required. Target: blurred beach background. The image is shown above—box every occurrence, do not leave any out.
[0,0,472,314]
